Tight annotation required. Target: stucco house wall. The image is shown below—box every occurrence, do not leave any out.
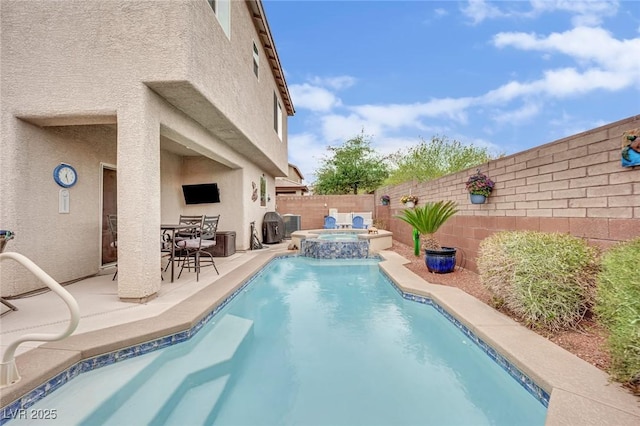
[0,0,292,299]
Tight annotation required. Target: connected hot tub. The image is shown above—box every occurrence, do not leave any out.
[291,229,393,259]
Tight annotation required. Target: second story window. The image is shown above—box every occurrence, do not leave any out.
[273,92,282,140]
[252,42,259,78]
[208,0,230,39]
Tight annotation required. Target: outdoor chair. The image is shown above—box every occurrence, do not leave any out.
[178,215,220,281]
[176,215,204,239]
[162,214,204,273]
[107,214,118,280]
[108,214,167,281]
[323,216,337,229]
[352,215,367,229]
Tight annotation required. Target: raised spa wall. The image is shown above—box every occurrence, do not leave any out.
[290,229,393,258]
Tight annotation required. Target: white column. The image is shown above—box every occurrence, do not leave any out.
[116,94,162,302]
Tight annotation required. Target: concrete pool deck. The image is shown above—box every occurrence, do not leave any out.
[1,246,639,425]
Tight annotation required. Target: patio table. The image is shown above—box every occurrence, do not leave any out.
[161,224,198,282]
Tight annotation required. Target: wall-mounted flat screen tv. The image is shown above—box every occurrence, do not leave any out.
[182,183,220,204]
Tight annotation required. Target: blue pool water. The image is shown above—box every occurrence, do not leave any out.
[317,233,360,241]
[9,257,547,425]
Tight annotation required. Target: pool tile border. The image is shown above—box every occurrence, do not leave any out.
[1,254,550,423]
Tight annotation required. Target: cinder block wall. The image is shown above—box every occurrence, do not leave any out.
[275,195,376,230]
[378,115,640,272]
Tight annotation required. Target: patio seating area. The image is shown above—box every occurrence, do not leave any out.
[326,209,373,229]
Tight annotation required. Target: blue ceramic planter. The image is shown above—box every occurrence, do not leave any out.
[425,247,457,273]
[470,194,487,204]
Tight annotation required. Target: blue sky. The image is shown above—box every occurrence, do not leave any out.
[263,0,640,184]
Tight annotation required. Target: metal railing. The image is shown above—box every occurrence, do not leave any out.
[0,231,80,387]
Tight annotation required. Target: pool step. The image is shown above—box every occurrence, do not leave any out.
[81,314,253,425]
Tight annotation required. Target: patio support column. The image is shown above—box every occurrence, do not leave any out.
[116,93,162,302]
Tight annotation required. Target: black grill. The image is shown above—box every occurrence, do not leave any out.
[262,212,285,244]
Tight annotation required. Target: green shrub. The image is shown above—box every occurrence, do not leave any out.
[478,231,599,332]
[595,238,640,384]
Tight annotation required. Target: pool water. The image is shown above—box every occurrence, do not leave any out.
[317,233,360,241]
[12,257,546,425]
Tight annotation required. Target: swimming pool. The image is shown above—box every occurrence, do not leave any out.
[7,257,547,425]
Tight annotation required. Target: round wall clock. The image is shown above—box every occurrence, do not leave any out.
[53,163,78,188]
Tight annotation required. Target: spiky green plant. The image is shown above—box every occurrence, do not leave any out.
[478,231,599,332]
[595,237,640,385]
[394,201,458,250]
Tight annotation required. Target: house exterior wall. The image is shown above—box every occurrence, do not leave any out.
[0,1,291,298]
[377,115,640,273]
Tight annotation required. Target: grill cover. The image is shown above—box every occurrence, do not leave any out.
[262,212,285,244]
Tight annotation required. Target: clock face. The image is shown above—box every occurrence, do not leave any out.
[53,164,78,188]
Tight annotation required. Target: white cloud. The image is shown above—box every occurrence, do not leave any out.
[493,26,640,72]
[462,0,619,26]
[491,102,541,124]
[481,80,536,104]
[289,83,341,112]
[461,0,507,24]
[349,104,424,129]
[288,76,358,112]
[287,132,331,184]
[350,98,474,130]
[481,65,635,106]
[434,8,448,18]
[529,0,619,26]
[372,135,425,157]
[320,114,379,143]
[543,67,632,95]
[309,75,357,90]
[491,26,640,95]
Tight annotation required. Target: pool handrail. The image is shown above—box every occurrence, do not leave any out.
[0,252,80,387]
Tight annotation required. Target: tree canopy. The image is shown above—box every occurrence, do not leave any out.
[385,136,497,185]
[313,133,389,194]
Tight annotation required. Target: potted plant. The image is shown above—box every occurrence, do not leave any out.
[380,195,390,206]
[465,169,495,204]
[395,200,459,273]
[400,194,418,208]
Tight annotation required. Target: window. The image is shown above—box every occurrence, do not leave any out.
[273,92,282,140]
[208,0,230,39]
[252,42,259,78]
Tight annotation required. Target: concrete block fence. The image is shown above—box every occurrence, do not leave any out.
[377,114,640,273]
[276,115,639,274]
[275,195,376,231]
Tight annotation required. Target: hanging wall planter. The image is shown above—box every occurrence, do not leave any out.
[466,169,495,204]
[400,195,418,208]
[470,194,487,204]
